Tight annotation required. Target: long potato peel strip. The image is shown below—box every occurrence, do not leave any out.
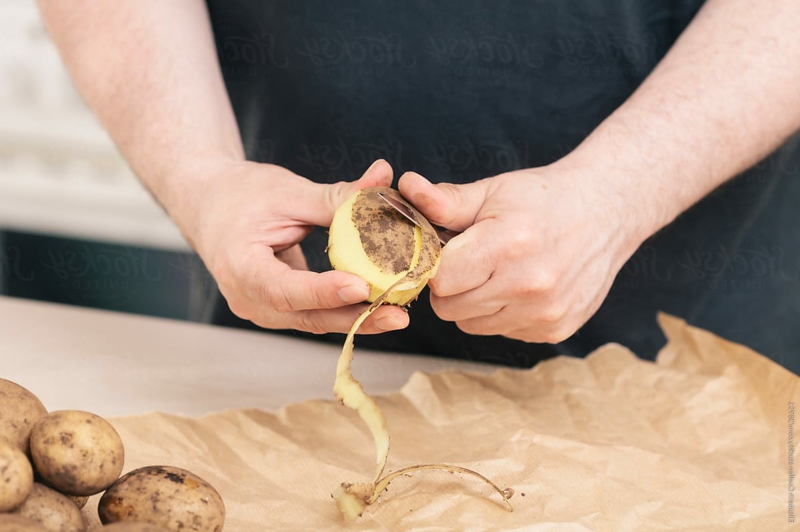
[332,278,514,520]
[332,291,393,485]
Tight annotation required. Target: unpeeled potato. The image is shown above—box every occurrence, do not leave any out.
[0,514,49,532]
[0,440,34,512]
[98,466,224,532]
[30,410,124,496]
[100,524,171,532]
[13,483,86,532]
[0,378,47,455]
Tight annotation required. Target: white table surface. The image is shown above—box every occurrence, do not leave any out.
[0,296,495,418]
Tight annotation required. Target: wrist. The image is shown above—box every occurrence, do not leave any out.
[546,145,667,267]
[147,156,247,253]
[557,113,703,246]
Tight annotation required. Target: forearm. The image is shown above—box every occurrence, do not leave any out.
[566,0,800,241]
[36,0,244,231]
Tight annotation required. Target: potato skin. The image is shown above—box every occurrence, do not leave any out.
[0,440,34,511]
[67,496,88,510]
[0,378,47,455]
[98,466,225,532]
[30,410,124,496]
[0,514,49,532]
[13,483,86,532]
[100,524,172,532]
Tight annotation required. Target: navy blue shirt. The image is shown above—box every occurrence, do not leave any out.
[206,0,800,373]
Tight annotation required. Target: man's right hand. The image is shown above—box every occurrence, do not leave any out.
[183,159,410,335]
[35,2,407,336]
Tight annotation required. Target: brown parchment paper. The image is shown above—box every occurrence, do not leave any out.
[82,314,799,531]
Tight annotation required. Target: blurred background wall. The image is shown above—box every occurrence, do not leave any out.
[0,0,217,321]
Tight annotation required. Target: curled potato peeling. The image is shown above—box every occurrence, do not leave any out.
[328,187,513,520]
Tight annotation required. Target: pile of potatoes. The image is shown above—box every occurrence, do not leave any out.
[0,379,225,532]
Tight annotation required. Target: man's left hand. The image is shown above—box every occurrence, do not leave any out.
[398,162,647,343]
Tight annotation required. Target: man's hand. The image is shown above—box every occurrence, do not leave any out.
[191,159,410,334]
[397,0,800,344]
[39,0,800,342]
[398,164,643,343]
[34,2,408,335]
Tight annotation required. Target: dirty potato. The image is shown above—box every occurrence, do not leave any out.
[0,378,47,455]
[13,483,86,532]
[0,514,49,532]
[30,410,124,496]
[0,440,34,511]
[100,524,171,532]
[328,187,441,305]
[98,466,225,532]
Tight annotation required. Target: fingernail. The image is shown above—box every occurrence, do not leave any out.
[338,284,369,303]
[365,159,385,174]
[407,171,430,184]
[376,315,404,331]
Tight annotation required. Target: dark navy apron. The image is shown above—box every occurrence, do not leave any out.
[205,0,800,374]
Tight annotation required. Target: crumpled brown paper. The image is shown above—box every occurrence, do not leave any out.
[82,314,799,531]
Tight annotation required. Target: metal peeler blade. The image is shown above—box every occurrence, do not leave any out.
[378,192,456,245]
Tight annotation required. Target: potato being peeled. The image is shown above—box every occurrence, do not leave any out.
[13,483,86,532]
[0,514,49,532]
[0,378,47,455]
[98,466,225,532]
[0,440,34,512]
[30,411,124,496]
[327,187,441,306]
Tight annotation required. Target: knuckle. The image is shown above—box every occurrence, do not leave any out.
[541,324,575,344]
[310,285,329,310]
[519,270,557,295]
[537,303,569,325]
[504,226,540,257]
[430,297,456,321]
[298,313,327,335]
[265,282,293,313]
[328,182,349,212]
[456,320,484,336]
[427,275,448,296]
[226,298,251,321]
[437,184,462,226]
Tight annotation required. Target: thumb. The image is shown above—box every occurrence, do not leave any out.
[398,171,489,232]
[313,159,394,226]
